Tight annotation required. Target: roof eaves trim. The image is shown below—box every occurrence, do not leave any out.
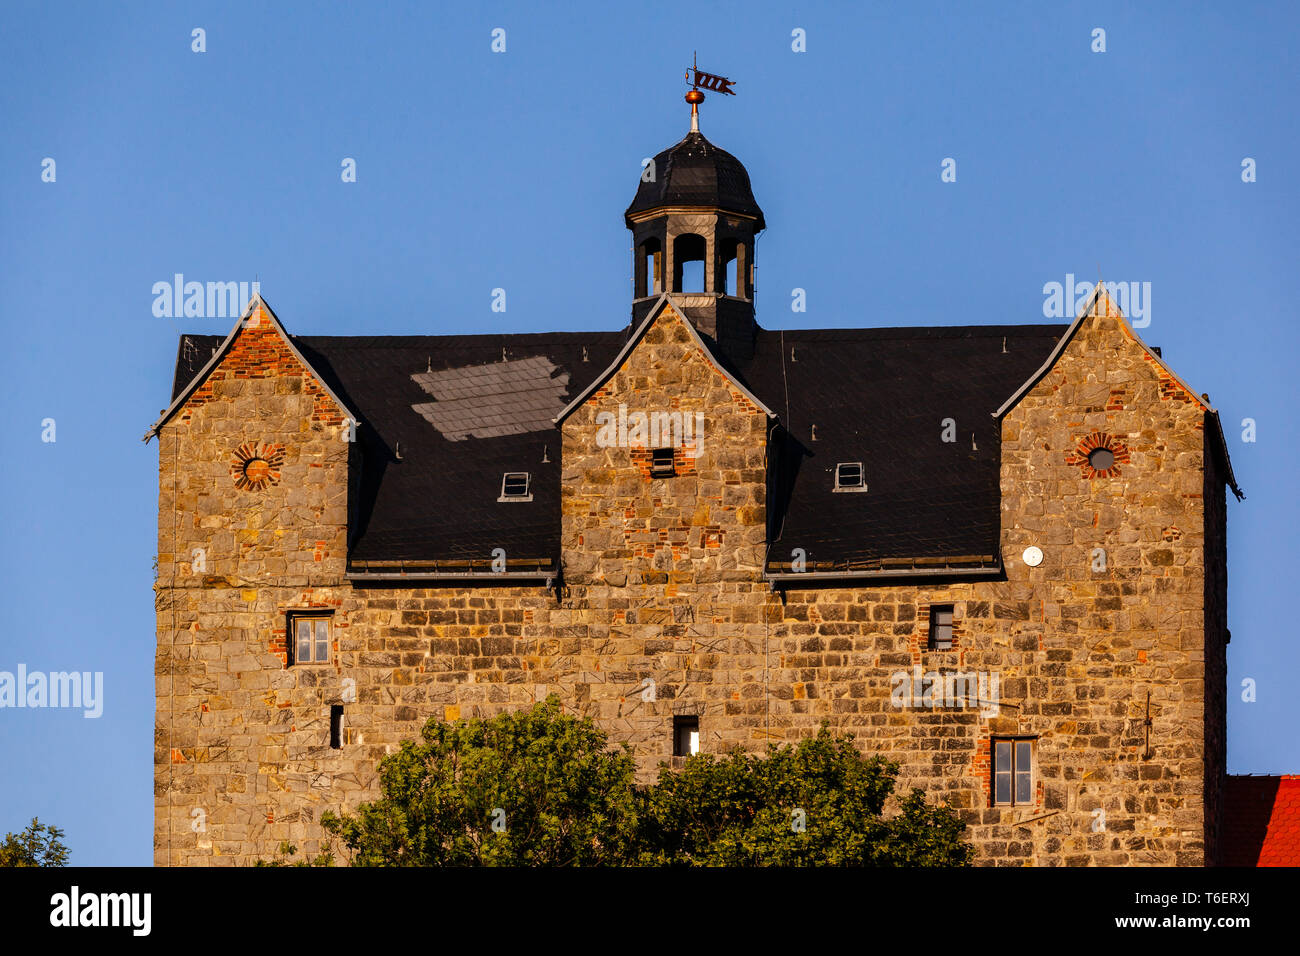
[764,566,1002,584]
[346,572,554,585]
[143,294,359,442]
[991,286,1101,420]
[552,294,776,425]
[1206,408,1244,500]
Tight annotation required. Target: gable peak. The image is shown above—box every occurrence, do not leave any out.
[1085,281,1125,320]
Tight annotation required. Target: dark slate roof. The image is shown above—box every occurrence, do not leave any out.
[173,331,627,567]
[731,325,1068,573]
[170,320,1067,575]
[172,335,222,398]
[300,333,627,567]
[626,130,765,228]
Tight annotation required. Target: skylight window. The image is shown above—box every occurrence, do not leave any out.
[834,462,867,492]
[499,472,533,502]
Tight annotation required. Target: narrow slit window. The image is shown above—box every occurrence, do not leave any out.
[673,716,700,757]
[330,705,344,749]
[650,447,676,477]
[929,605,954,650]
[834,462,866,491]
[499,472,532,501]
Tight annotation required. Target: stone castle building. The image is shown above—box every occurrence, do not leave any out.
[149,102,1242,866]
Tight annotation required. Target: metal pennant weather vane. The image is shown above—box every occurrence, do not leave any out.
[684,52,735,131]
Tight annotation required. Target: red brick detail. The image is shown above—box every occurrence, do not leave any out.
[230,441,286,491]
[1065,432,1131,479]
[272,594,343,665]
[177,318,344,428]
[972,735,991,804]
[911,611,962,662]
[1132,346,1207,408]
[974,735,1044,811]
[629,444,698,480]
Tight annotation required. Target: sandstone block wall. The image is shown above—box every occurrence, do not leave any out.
[154,304,354,865]
[155,299,1225,866]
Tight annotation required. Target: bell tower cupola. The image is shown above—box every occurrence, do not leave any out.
[625,74,764,360]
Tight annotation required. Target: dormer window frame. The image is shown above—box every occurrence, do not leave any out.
[498,472,533,502]
[833,461,867,493]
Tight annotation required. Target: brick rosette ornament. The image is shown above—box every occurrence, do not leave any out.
[231,441,286,491]
[1065,432,1130,479]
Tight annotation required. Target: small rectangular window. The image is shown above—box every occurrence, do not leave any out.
[993,738,1034,806]
[290,613,332,665]
[929,604,954,650]
[650,447,676,477]
[673,716,699,757]
[834,461,866,491]
[499,472,532,501]
[330,705,344,749]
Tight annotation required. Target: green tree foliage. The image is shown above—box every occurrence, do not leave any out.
[637,725,972,866]
[321,696,641,865]
[254,841,335,867]
[320,698,972,866]
[0,818,69,867]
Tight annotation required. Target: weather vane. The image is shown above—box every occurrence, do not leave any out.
[684,52,735,131]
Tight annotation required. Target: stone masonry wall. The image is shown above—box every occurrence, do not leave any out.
[154,303,355,865]
[980,292,1216,864]
[556,303,771,765]
[156,297,1223,866]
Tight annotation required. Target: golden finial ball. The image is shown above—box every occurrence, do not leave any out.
[685,89,705,105]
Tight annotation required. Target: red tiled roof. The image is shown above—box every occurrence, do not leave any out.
[1222,775,1300,866]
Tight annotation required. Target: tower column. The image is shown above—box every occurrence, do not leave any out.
[625,84,765,359]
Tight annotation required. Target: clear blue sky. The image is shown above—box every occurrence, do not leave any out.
[1,1,1295,865]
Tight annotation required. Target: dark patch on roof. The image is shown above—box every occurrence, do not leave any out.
[626,130,764,228]
[293,333,625,566]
